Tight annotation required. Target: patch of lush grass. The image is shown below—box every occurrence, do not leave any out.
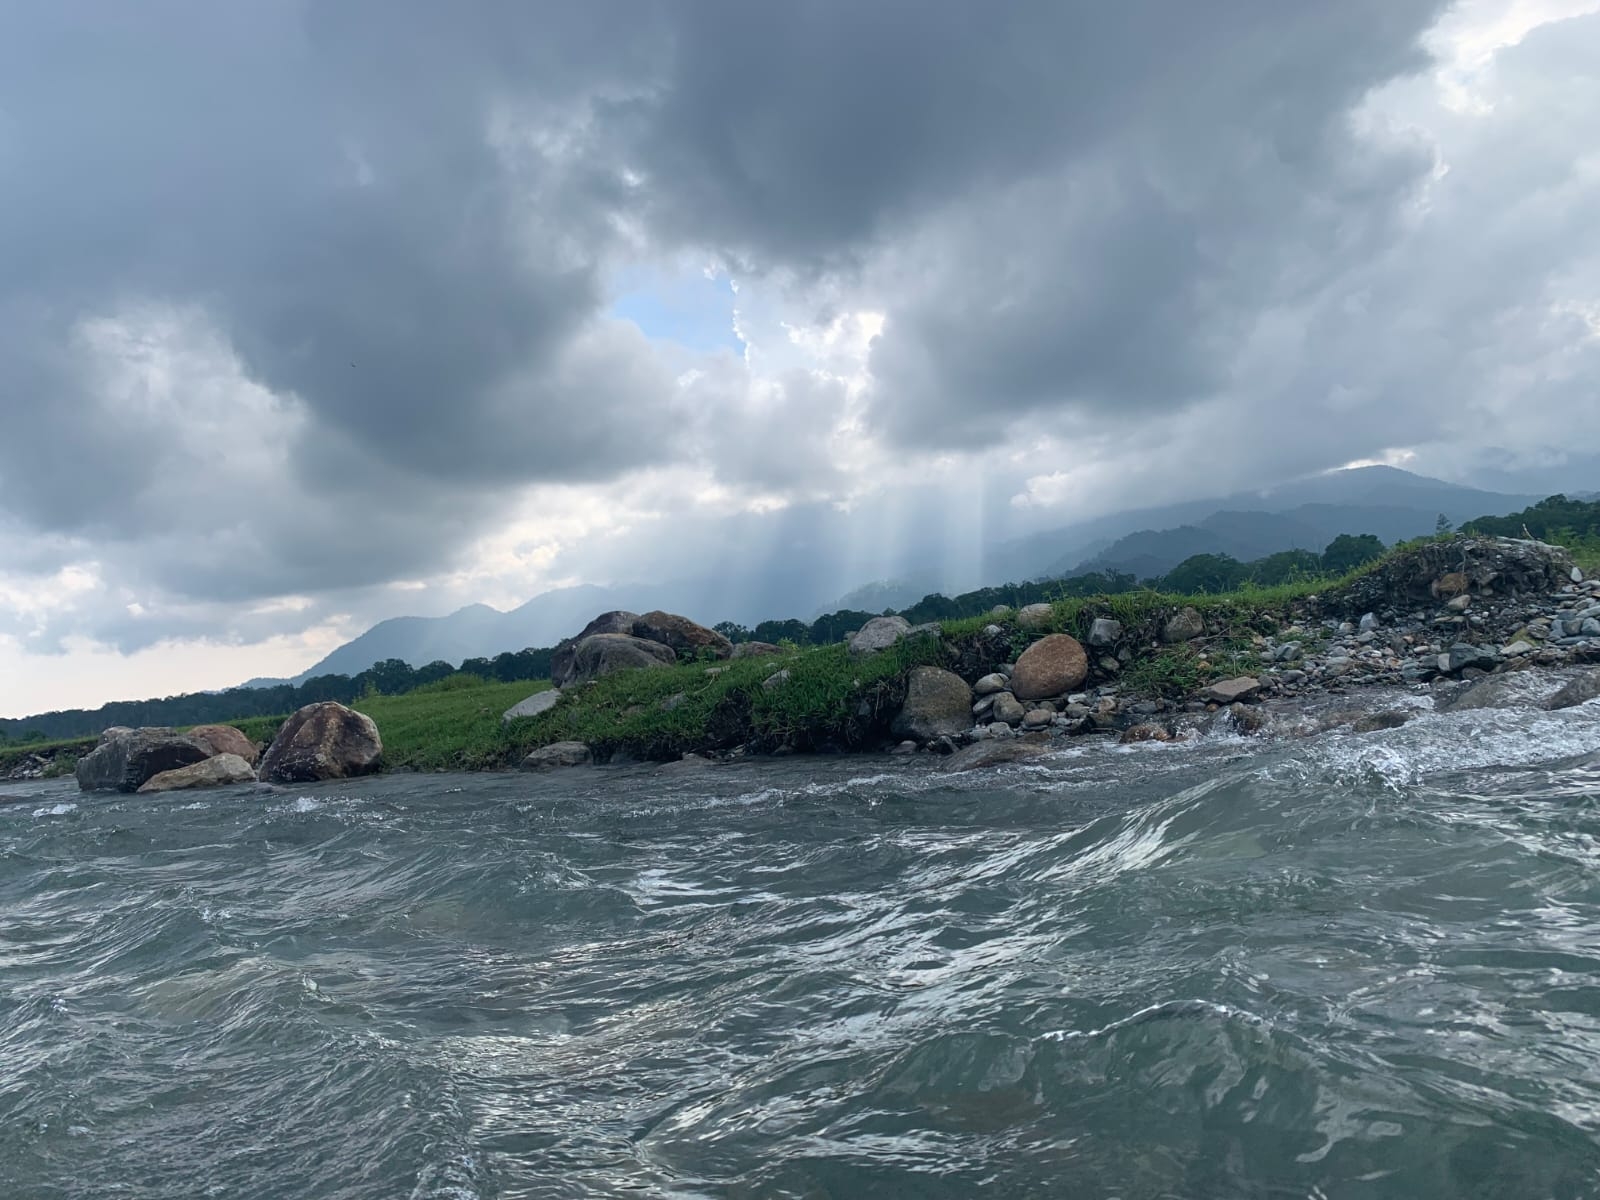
[504,633,951,763]
[352,678,549,771]
[0,735,95,778]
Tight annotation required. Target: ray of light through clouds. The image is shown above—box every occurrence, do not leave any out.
[1,0,1599,714]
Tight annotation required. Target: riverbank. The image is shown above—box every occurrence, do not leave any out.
[6,535,1594,784]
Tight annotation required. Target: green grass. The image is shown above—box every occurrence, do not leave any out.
[352,677,550,771]
[503,633,950,763]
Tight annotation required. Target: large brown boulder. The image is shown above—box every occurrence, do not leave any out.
[76,727,210,792]
[1010,634,1089,701]
[138,754,258,793]
[564,633,677,684]
[551,611,641,686]
[631,611,733,659]
[187,724,259,765]
[258,702,383,784]
[891,667,974,742]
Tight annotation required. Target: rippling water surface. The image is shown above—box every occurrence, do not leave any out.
[7,697,1600,1198]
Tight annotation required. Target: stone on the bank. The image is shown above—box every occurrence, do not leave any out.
[1206,676,1261,704]
[891,667,974,742]
[1022,708,1055,729]
[1439,673,1549,713]
[566,634,677,684]
[502,689,562,723]
[1574,567,1586,583]
[890,740,918,755]
[1161,607,1205,643]
[76,727,210,793]
[1016,603,1054,631]
[520,741,592,770]
[974,672,1008,696]
[1547,669,1600,711]
[138,753,257,794]
[1359,612,1381,633]
[258,702,383,784]
[731,641,783,660]
[1446,594,1472,612]
[631,611,733,659]
[847,615,912,656]
[939,737,1052,773]
[762,669,792,691]
[188,724,259,765]
[1444,643,1496,673]
[1501,641,1535,658]
[1010,634,1089,701]
[1087,617,1123,647]
[550,611,640,685]
[991,692,1026,725]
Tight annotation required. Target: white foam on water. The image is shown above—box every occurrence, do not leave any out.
[31,802,77,818]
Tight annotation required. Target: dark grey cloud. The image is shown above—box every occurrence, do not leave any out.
[9,0,1595,674]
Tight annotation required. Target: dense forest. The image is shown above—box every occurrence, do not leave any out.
[10,498,1596,743]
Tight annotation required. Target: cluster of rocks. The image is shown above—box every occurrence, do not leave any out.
[512,536,1599,772]
[74,702,383,795]
[510,609,789,728]
[1248,543,1599,698]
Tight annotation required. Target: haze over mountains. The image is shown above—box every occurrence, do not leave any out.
[248,466,1545,687]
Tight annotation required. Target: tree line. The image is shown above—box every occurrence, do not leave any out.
[0,646,554,744]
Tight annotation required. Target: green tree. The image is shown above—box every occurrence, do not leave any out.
[1435,512,1453,536]
[1161,553,1248,595]
[1321,533,1386,574]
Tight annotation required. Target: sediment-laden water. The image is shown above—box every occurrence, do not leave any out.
[6,695,1600,1198]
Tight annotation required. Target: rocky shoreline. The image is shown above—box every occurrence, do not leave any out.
[10,536,1598,790]
[512,535,1600,772]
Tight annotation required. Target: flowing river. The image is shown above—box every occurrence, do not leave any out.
[6,694,1600,1197]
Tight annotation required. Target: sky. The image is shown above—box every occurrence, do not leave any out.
[3,0,1600,717]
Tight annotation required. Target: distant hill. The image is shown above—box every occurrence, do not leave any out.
[249,466,1541,686]
[981,467,1540,582]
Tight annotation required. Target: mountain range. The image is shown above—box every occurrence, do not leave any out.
[245,466,1546,686]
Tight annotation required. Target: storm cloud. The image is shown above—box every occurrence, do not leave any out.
[2,0,1599,710]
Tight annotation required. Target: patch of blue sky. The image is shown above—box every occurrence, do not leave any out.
[608,264,743,355]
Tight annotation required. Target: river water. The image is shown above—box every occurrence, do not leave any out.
[6,695,1600,1198]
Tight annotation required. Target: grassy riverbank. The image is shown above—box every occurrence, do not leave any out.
[5,531,1588,779]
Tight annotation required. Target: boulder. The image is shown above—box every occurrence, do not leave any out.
[991,692,1026,725]
[520,741,592,770]
[550,611,641,686]
[76,727,210,793]
[257,702,383,784]
[187,724,259,765]
[1439,673,1550,713]
[1016,603,1054,631]
[848,615,911,656]
[502,689,562,723]
[1087,617,1123,647]
[1010,634,1089,701]
[564,634,677,684]
[762,669,792,691]
[1205,676,1261,704]
[631,611,733,659]
[939,736,1053,773]
[891,667,974,741]
[1548,669,1600,711]
[1443,643,1497,673]
[1161,607,1205,643]
[138,754,258,794]
[1021,708,1055,730]
[731,641,784,659]
[975,672,1009,695]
